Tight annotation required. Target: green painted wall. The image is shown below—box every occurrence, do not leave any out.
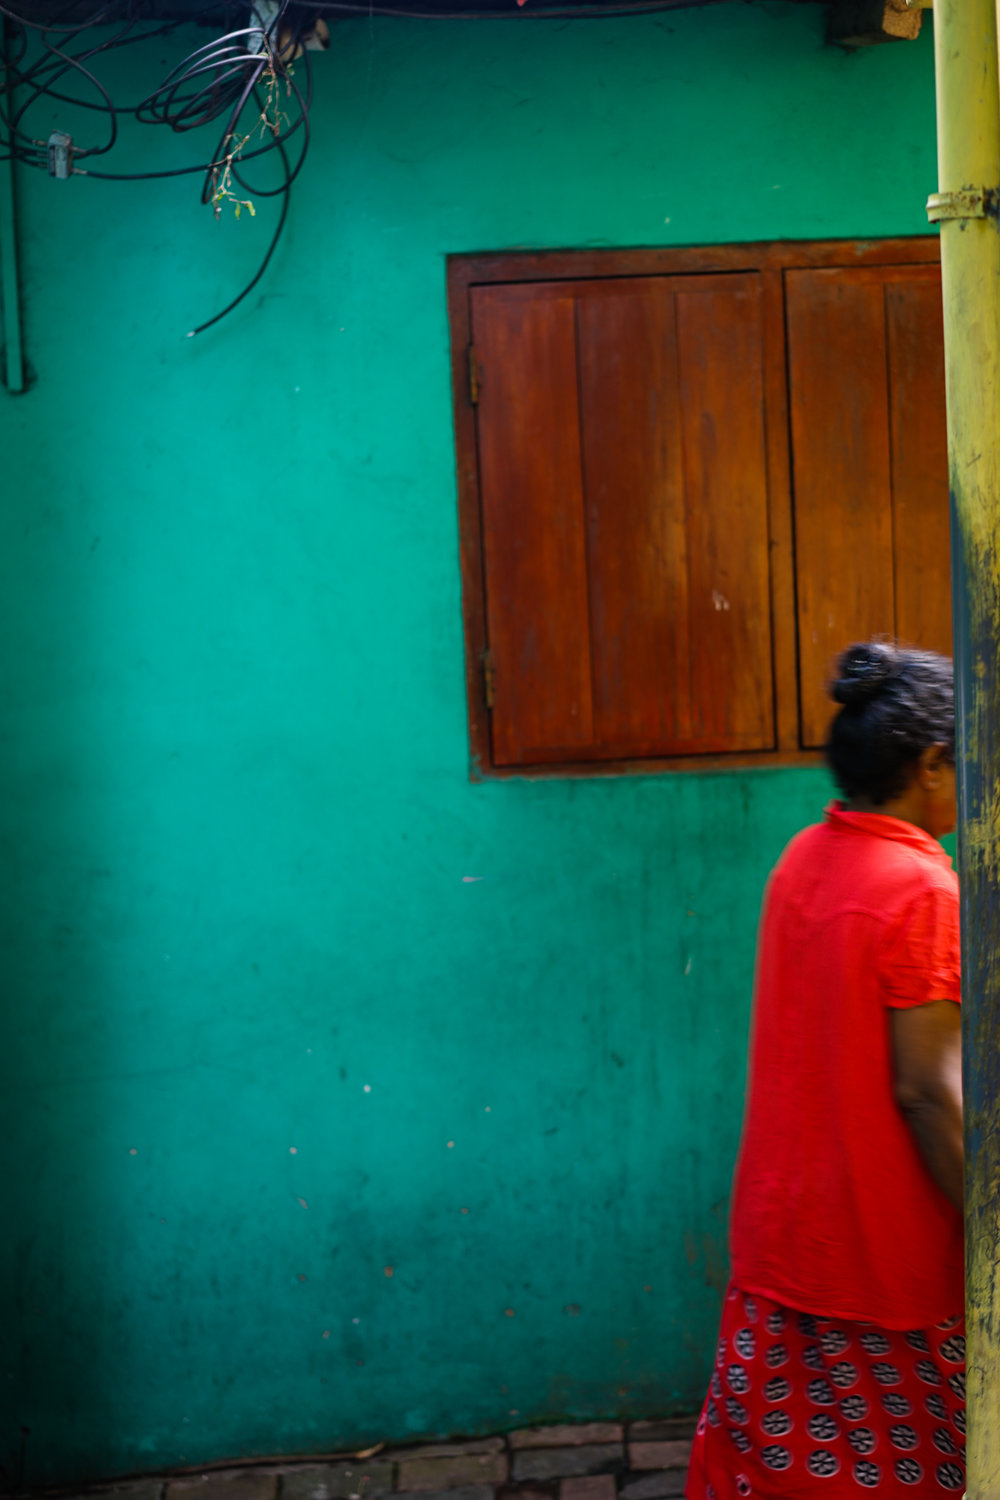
[0,4,936,1486]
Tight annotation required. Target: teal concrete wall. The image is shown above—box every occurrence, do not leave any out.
[0,3,936,1485]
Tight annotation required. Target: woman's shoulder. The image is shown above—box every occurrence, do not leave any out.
[770,819,832,874]
[764,822,834,903]
[770,815,957,908]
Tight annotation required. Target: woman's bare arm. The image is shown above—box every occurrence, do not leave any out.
[890,999,963,1213]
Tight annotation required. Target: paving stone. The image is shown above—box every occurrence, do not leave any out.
[390,1488,493,1500]
[559,1477,616,1500]
[509,1426,622,1451]
[388,1440,505,1461]
[511,1447,625,1483]
[281,1464,394,1500]
[498,1487,555,1500]
[627,1420,696,1443]
[167,1474,278,1500]
[396,1451,508,1492]
[63,1488,164,1500]
[627,1442,691,1473]
[619,1472,687,1500]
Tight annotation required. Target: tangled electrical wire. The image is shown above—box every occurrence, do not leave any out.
[0,1,314,334]
[0,0,731,334]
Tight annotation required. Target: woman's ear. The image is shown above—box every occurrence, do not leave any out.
[918,742,951,789]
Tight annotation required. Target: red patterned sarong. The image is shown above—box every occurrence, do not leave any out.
[685,1284,965,1499]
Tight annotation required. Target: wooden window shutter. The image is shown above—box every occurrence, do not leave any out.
[785,264,951,749]
[471,274,775,768]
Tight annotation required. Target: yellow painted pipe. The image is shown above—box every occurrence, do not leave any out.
[932,2,1000,1495]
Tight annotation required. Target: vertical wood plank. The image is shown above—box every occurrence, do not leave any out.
[676,281,775,750]
[471,285,595,765]
[576,275,774,758]
[786,270,896,747]
[761,268,800,753]
[886,274,953,655]
[447,261,493,778]
[575,283,694,752]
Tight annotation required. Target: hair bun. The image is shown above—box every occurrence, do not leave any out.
[831,642,897,708]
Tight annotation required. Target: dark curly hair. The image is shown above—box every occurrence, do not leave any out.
[825,640,955,806]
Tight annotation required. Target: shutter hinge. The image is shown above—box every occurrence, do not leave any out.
[482,649,496,709]
[467,343,480,405]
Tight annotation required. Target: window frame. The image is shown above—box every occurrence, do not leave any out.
[447,236,942,780]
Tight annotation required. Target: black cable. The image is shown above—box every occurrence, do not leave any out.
[2,15,26,63]
[289,0,729,12]
[0,0,702,338]
[0,0,191,30]
[136,29,273,129]
[187,127,292,336]
[141,59,259,134]
[1,7,303,167]
[74,95,307,179]
[7,10,133,154]
[3,0,739,22]
[4,20,183,115]
[76,159,227,179]
[70,73,309,182]
[27,37,120,156]
[3,2,304,335]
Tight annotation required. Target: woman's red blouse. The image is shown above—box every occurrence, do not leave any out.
[729,804,964,1330]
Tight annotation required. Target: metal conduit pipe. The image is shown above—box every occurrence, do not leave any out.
[930,0,1000,1493]
[0,23,24,395]
[0,158,23,394]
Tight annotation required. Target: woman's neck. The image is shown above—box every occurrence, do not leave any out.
[843,791,934,837]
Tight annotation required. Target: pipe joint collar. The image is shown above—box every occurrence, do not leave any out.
[927,187,999,223]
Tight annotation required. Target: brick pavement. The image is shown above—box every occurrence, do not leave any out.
[45,1417,695,1500]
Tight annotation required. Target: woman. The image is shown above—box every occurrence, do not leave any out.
[686,641,964,1499]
